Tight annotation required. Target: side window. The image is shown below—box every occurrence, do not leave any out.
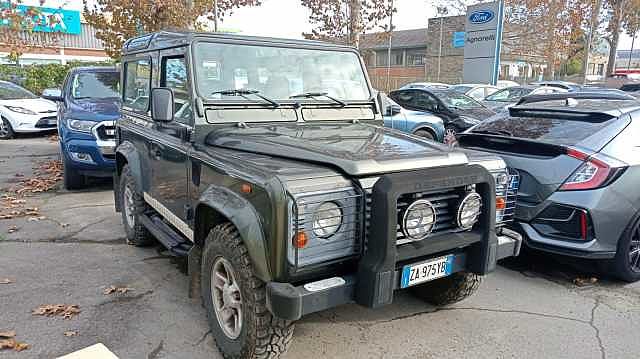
[415,92,439,111]
[161,56,192,124]
[123,59,151,113]
[468,88,485,100]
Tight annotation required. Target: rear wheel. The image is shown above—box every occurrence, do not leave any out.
[413,129,436,141]
[202,223,294,359]
[0,117,14,140]
[410,272,482,306]
[611,215,640,282]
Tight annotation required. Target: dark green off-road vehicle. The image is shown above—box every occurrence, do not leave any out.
[113,31,522,359]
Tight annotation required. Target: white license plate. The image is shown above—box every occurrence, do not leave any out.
[400,255,454,288]
[46,119,57,125]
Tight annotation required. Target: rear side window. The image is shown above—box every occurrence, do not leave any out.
[123,59,151,112]
[471,113,615,146]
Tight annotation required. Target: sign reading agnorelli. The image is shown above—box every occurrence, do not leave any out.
[462,1,504,85]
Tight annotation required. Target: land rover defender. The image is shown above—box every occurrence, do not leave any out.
[113,31,521,359]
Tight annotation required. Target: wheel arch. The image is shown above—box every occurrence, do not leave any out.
[114,141,144,211]
[412,126,437,139]
[195,185,272,282]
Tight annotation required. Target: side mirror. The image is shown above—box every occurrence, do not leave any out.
[388,105,402,116]
[41,88,62,102]
[151,87,174,122]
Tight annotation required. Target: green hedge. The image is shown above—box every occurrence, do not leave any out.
[0,61,115,95]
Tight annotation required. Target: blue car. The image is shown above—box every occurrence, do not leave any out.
[379,92,445,142]
[45,67,120,189]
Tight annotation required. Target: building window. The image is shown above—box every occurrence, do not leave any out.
[123,58,151,113]
[376,50,404,67]
[406,49,426,66]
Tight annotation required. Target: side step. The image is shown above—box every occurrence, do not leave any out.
[139,214,192,256]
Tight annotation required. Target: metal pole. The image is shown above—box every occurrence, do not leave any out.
[628,33,636,73]
[213,0,218,32]
[386,0,394,91]
[437,16,443,81]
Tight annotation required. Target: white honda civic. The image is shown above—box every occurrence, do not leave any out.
[0,81,58,139]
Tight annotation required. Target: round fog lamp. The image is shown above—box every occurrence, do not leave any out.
[402,200,436,240]
[457,192,482,230]
[312,202,343,238]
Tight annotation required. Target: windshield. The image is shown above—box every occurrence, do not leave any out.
[451,85,472,94]
[72,72,119,99]
[194,42,370,102]
[485,87,531,102]
[435,91,483,109]
[0,82,37,100]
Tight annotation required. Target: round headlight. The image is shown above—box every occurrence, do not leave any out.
[402,200,436,240]
[457,192,482,230]
[495,172,509,187]
[312,201,343,238]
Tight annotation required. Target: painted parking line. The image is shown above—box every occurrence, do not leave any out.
[57,343,118,359]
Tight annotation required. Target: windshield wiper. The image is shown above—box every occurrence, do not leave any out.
[210,89,280,108]
[471,129,513,137]
[289,92,346,107]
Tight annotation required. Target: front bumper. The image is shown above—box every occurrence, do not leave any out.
[267,165,512,320]
[9,113,57,133]
[61,138,115,176]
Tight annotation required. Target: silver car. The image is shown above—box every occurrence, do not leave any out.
[458,92,640,282]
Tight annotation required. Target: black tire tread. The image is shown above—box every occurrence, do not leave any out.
[202,223,294,359]
[410,272,482,306]
[0,117,14,140]
[119,165,153,246]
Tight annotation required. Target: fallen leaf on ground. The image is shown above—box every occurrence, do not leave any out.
[0,331,15,338]
[573,277,598,287]
[60,223,69,228]
[27,216,46,222]
[0,338,16,350]
[0,278,13,284]
[14,342,29,352]
[7,225,18,233]
[63,331,77,337]
[103,285,133,295]
[32,304,80,319]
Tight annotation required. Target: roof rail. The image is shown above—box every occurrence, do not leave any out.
[516,92,636,106]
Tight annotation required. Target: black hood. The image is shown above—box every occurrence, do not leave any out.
[204,122,469,176]
[450,106,495,120]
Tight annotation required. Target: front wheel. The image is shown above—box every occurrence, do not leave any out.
[444,125,458,145]
[410,272,482,306]
[202,223,294,359]
[0,117,14,140]
[413,129,435,141]
[118,165,153,246]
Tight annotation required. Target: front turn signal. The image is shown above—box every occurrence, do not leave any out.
[293,231,308,249]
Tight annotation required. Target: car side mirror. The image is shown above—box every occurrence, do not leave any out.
[151,87,174,122]
[387,105,401,116]
[41,88,62,102]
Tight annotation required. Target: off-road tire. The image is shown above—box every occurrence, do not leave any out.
[0,117,15,139]
[119,165,153,246]
[410,272,482,306]
[201,223,294,359]
[610,213,640,282]
[413,129,436,141]
[62,156,86,190]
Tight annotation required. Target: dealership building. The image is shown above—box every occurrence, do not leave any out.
[0,4,109,65]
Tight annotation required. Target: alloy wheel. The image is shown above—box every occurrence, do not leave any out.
[211,257,243,340]
[123,185,136,229]
[444,127,457,145]
[629,225,640,273]
[0,119,8,138]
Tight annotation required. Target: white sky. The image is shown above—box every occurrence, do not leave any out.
[25,0,640,50]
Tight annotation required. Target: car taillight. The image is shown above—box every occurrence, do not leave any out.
[561,148,615,191]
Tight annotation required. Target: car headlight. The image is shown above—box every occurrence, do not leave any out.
[457,192,482,229]
[312,201,343,238]
[67,119,96,132]
[402,199,436,240]
[5,106,36,115]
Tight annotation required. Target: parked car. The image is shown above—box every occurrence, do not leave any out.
[496,80,519,89]
[530,80,582,92]
[451,83,499,101]
[113,31,521,359]
[458,92,640,282]
[482,85,567,112]
[399,82,450,90]
[43,67,120,189]
[379,92,445,142]
[0,81,57,139]
[389,87,495,143]
[620,83,640,99]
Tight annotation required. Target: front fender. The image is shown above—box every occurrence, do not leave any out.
[114,141,144,211]
[197,185,271,281]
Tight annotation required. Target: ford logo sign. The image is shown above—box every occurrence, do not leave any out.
[469,10,495,24]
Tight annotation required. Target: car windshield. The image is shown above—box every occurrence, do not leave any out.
[72,72,119,99]
[0,82,37,100]
[471,113,615,146]
[193,42,370,102]
[485,87,531,102]
[435,91,483,109]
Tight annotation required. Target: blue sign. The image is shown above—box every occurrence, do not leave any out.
[453,32,465,48]
[1,4,81,35]
[469,10,495,24]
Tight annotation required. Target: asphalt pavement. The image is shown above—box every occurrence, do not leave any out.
[1,136,639,359]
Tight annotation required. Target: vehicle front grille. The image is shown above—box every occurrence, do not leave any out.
[396,189,463,245]
[94,121,116,141]
[35,117,57,128]
[496,170,520,225]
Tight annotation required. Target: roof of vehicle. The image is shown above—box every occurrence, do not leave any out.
[530,80,580,86]
[453,83,497,88]
[69,66,118,73]
[122,31,355,55]
[399,82,450,89]
[512,94,640,117]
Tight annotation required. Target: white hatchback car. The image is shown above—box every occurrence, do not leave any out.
[0,81,58,139]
